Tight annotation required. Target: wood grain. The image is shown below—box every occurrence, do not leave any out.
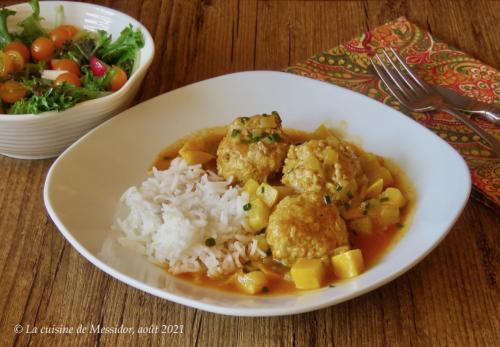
[0,0,499,346]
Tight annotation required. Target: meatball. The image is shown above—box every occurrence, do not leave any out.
[266,192,349,266]
[217,112,290,183]
[282,136,367,202]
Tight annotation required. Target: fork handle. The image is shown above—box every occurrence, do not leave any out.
[466,104,500,125]
[440,107,500,156]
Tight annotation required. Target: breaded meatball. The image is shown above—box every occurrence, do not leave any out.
[282,136,367,202]
[266,192,349,266]
[217,112,290,183]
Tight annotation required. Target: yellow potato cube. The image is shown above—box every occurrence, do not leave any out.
[311,124,334,139]
[369,167,394,187]
[247,198,270,232]
[273,185,295,201]
[179,149,215,165]
[236,271,268,294]
[256,183,279,207]
[290,258,325,289]
[331,249,365,279]
[324,147,339,166]
[379,205,400,226]
[255,234,270,252]
[349,216,373,235]
[333,246,351,256]
[380,187,407,208]
[360,153,381,175]
[243,179,260,198]
[365,178,384,199]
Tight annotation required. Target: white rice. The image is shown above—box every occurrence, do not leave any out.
[112,158,266,277]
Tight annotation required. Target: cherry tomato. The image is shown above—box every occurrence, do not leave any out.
[51,59,81,76]
[0,52,14,77]
[54,72,81,87]
[0,80,27,104]
[5,50,25,72]
[31,37,55,62]
[3,41,30,63]
[50,25,79,48]
[50,27,70,49]
[109,66,127,92]
[59,25,79,38]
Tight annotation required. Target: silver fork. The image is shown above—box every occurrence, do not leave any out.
[370,48,500,156]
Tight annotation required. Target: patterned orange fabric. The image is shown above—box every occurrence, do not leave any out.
[286,17,500,212]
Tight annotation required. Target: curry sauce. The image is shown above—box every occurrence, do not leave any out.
[153,126,415,295]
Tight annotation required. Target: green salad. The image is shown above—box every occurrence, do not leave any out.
[0,0,145,115]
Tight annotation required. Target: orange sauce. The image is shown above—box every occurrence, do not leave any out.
[154,127,416,295]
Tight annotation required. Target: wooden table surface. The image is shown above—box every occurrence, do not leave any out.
[1,0,499,346]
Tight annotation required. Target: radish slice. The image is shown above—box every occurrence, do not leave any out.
[89,56,107,77]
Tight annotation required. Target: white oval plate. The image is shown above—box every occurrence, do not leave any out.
[44,71,471,316]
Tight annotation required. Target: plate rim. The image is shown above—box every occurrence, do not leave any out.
[43,70,472,316]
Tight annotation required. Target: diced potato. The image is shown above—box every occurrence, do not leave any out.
[256,183,279,207]
[290,258,325,289]
[247,198,271,232]
[365,178,384,199]
[380,187,407,208]
[369,167,394,187]
[255,234,270,252]
[333,245,351,256]
[323,147,339,166]
[243,179,260,198]
[304,155,321,171]
[236,270,268,294]
[349,216,373,235]
[360,153,381,175]
[273,185,295,201]
[331,249,365,278]
[179,149,215,165]
[379,205,400,226]
[311,124,333,139]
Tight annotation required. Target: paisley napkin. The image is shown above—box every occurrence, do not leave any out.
[286,17,500,212]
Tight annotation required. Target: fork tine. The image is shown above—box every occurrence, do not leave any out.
[373,53,413,100]
[389,48,433,93]
[370,57,410,108]
[380,49,421,95]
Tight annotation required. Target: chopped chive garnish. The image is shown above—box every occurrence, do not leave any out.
[272,111,279,116]
[323,195,332,205]
[262,113,270,117]
[343,202,351,209]
[271,133,281,142]
[266,249,272,256]
[205,238,216,247]
[260,186,265,193]
[347,191,353,199]
[336,184,343,192]
[329,284,336,288]
[243,203,252,211]
[380,197,389,202]
[261,286,269,293]
[242,139,252,144]
[231,129,240,138]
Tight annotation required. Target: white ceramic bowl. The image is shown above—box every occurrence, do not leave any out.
[0,1,154,159]
[44,71,471,316]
